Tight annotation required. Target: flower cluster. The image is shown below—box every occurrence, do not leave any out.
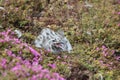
[0,29,65,80]
[96,45,120,70]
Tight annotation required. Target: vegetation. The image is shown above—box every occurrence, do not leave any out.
[0,0,120,80]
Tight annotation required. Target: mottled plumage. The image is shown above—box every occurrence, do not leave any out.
[34,28,72,53]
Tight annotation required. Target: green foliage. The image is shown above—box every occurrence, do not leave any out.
[0,0,120,80]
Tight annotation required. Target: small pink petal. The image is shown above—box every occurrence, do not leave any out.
[118,12,120,15]
[48,63,56,69]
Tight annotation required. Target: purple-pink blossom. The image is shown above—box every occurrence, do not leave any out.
[0,29,65,80]
[0,58,7,68]
[28,46,40,56]
[117,23,120,26]
[115,56,120,60]
[6,49,12,56]
[117,12,120,15]
[48,63,56,69]
[11,65,22,71]
[57,56,61,59]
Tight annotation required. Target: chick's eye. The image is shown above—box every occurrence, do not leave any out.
[52,40,56,42]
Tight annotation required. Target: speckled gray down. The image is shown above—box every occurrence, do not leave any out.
[34,28,72,53]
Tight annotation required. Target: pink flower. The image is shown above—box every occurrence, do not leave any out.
[42,69,49,74]
[117,23,120,26]
[96,47,99,51]
[23,60,31,68]
[62,62,66,64]
[13,38,21,43]
[118,1,120,4]
[50,79,56,80]
[102,45,107,50]
[31,65,42,73]
[19,51,22,54]
[30,75,37,80]
[12,54,16,57]
[48,63,56,69]
[0,58,7,68]
[118,12,120,15]
[2,72,7,77]
[99,60,105,66]
[15,7,19,11]
[28,46,40,56]
[38,73,44,79]
[11,65,22,71]
[57,56,61,59]
[6,49,12,56]
[59,77,65,80]
[44,74,51,79]
[53,73,59,79]
[64,55,68,59]
[111,50,115,55]
[115,56,120,60]
[0,39,4,42]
